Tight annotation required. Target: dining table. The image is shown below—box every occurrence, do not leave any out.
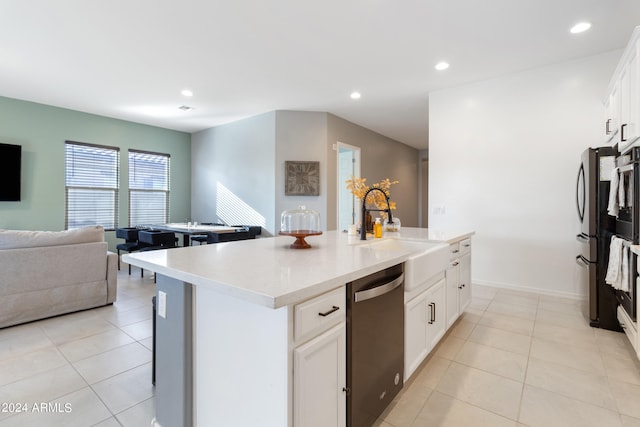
[143,223,245,247]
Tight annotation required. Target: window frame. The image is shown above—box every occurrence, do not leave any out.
[127,149,171,227]
[64,141,120,231]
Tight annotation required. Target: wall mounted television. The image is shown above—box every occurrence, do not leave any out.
[0,143,22,201]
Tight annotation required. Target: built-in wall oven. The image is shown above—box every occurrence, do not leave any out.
[615,148,639,321]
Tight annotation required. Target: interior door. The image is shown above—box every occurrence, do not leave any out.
[337,142,361,232]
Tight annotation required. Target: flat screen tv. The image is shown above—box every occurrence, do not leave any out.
[0,143,22,201]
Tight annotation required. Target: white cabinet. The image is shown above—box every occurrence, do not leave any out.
[459,252,471,313]
[605,27,640,153]
[445,258,460,327]
[293,287,346,427]
[405,278,446,380]
[603,82,620,143]
[445,238,472,328]
[294,323,346,427]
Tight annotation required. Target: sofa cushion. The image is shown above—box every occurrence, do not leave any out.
[0,226,104,250]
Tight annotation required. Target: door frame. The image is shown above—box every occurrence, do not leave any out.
[336,142,361,232]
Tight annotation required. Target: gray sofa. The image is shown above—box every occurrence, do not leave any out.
[0,226,117,328]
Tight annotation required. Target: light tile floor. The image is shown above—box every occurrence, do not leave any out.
[0,267,156,427]
[2,268,640,426]
[377,284,640,427]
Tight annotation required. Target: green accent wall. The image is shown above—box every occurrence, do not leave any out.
[0,96,191,251]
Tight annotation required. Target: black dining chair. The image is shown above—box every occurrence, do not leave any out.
[137,230,178,281]
[115,227,140,274]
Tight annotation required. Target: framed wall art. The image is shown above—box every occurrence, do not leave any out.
[285,161,320,196]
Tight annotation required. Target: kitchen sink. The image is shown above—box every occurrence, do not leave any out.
[359,239,450,290]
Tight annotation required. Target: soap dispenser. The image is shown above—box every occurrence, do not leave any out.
[374,218,383,238]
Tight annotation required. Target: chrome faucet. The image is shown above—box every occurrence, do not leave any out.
[360,187,393,240]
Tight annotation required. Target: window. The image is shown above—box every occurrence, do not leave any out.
[65,141,120,230]
[128,150,170,226]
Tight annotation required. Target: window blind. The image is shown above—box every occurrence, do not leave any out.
[128,150,170,226]
[65,141,120,230]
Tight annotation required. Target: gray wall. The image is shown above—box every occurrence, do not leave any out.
[191,110,419,234]
[0,96,191,251]
[191,112,277,234]
[326,114,419,230]
[275,111,328,230]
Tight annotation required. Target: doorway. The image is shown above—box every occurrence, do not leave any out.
[337,142,361,232]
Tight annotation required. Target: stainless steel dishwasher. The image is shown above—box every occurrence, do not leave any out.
[346,263,404,427]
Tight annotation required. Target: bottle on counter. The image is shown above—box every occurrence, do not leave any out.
[374,218,383,238]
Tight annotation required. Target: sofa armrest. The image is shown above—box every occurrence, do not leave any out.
[106,251,118,303]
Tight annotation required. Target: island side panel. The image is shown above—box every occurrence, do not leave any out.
[155,275,193,427]
[194,285,292,427]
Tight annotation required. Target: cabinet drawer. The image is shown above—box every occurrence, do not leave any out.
[617,305,638,354]
[295,287,346,343]
[459,238,472,256]
[449,242,460,260]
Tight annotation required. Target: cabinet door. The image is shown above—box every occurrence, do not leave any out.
[607,81,621,145]
[604,97,614,143]
[618,42,640,150]
[459,253,471,313]
[294,322,346,427]
[426,279,446,350]
[627,41,639,145]
[404,290,429,380]
[445,259,460,328]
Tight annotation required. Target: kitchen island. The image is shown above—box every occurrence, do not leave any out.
[123,227,474,427]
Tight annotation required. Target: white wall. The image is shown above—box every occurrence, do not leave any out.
[429,50,622,298]
[191,112,276,235]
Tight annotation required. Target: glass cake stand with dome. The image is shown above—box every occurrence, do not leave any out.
[279,206,322,249]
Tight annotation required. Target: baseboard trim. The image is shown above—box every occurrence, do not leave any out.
[473,279,587,301]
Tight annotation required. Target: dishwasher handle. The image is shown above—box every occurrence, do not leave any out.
[354,273,404,303]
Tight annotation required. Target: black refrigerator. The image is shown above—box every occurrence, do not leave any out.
[576,146,621,331]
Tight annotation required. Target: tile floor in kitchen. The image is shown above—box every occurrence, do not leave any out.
[1,267,640,426]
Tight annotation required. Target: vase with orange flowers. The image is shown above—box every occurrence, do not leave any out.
[345,176,399,233]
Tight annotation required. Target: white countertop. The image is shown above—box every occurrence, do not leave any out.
[123,227,474,309]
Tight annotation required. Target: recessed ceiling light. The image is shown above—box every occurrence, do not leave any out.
[181,89,193,97]
[350,92,361,100]
[570,22,591,34]
[435,62,450,71]
[178,105,194,111]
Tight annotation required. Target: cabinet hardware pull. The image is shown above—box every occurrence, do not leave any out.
[318,306,340,317]
[606,119,611,134]
[621,123,627,142]
[452,249,459,254]
[428,302,435,324]
[342,387,351,395]
[452,262,459,266]
[463,243,470,247]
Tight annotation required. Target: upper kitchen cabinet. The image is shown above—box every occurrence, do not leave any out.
[606,26,640,153]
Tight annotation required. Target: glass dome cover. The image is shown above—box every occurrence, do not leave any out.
[280,206,321,233]
[279,206,322,249]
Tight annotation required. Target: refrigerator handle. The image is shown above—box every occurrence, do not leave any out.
[576,234,590,243]
[576,164,585,222]
[575,255,590,268]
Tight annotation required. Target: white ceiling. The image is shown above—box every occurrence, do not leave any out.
[1,1,639,149]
